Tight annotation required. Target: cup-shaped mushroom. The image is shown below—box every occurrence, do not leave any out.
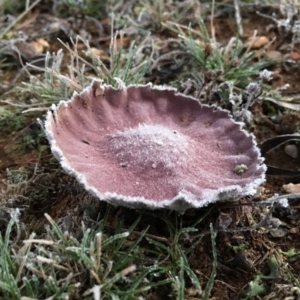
[45,79,266,212]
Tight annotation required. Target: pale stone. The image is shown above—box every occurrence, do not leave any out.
[284,144,298,159]
[245,36,269,49]
[283,183,300,194]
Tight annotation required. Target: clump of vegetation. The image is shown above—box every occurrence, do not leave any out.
[0,205,218,299]
[6,166,29,184]
[1,0,26,14]
[0,107,25,133]
[22,32,152,108]
[52,0,108,18]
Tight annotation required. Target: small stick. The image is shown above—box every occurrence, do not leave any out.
[210,0,216,44]
[234,0,243,37]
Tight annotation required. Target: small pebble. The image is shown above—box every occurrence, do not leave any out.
[284,144,298,158]
[290,227,299,234]
[270,227,289,238]
[245,36,269,49]
[120,162,128,167]
[289,51,300,60]
[282,183,300,194]
[266,50,282,60]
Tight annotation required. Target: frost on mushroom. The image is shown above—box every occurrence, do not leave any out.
[44,79,266,212]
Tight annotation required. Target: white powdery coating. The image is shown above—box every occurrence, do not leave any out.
[107,123,190,170]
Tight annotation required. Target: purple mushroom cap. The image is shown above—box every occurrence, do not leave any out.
[44,79,266,212]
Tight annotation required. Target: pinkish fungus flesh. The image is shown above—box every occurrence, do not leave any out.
[45,79,266,212]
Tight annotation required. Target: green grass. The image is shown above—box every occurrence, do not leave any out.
[0,107,25,133]
[0,206,218,299]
